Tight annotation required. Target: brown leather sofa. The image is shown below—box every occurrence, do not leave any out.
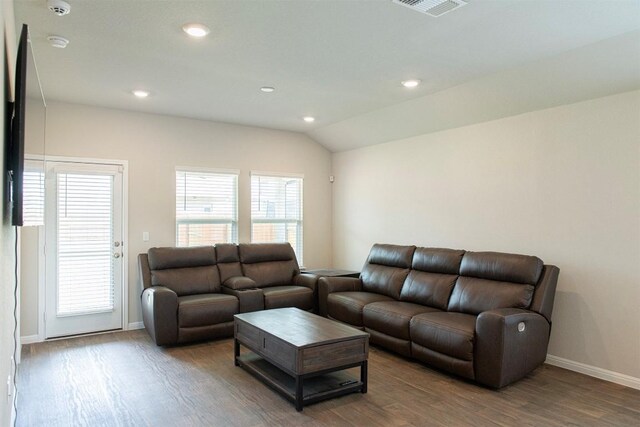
[318,244,559,388]
[138,243,317,345]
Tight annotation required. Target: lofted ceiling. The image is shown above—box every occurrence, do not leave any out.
[14,0,640,152]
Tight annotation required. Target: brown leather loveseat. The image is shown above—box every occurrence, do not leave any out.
[138,243,317,345]
[318,244,559,388]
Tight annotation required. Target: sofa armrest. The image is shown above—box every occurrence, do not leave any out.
[222,287,264,313]
[475,308,551,388]
[223,276,257,290]
[141,286,178,346]
[317,277,363,317]
[294,273,319,291]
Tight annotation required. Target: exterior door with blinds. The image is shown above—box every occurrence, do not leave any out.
[44,162,124,338]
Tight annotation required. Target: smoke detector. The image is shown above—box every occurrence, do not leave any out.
[47,0,71,16]
[392,0,467,17]
[47,35,69,48]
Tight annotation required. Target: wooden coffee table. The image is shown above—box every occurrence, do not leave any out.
[234,307,369,411]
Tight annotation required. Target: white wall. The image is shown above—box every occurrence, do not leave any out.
[1,1,17,424]
[332,90,640,380]
[21,101,332,336]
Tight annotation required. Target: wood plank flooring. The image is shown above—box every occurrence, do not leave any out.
[17,329,640,426]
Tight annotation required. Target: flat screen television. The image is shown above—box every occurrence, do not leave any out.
[7,24,29,226]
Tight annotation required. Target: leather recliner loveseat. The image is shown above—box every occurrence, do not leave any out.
[138,242,317,345]
[318,244,559,388]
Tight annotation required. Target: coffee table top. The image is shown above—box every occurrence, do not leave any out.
[234,308,368,349]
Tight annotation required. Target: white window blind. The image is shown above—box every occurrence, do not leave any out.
[23,160,44,226]
[176,169,238,246]
[251,173,303,264]
[57,173,114,316]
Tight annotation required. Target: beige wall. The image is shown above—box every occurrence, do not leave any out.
[332,90,640,380]
[21,101,332,336]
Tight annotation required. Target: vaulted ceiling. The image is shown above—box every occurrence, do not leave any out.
[15,0,640,151]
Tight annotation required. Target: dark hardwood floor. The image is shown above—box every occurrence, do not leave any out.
[17,329,640,426]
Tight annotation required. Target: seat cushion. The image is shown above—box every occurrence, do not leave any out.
[410,312,477,361]
[262,285,313,310]
[327,292,393,326]
[178,293,238,328]
[363,301,439,340]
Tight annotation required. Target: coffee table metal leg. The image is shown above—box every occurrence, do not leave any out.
[295,376,303,411]
[234,339,240,366]
[361,360,368,394]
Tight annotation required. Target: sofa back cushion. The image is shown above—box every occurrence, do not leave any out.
[215,243,243,283]
[448,251,543,315]
[239,243,300,287]
[148,246,221,296]
[361,244,415,299]
[400,247,464,309]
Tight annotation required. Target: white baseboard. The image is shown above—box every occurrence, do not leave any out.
[546,354,640,390]
[20,335,41,345]
[127,321,144,330]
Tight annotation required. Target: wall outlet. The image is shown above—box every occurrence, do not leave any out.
[142,231,149,242]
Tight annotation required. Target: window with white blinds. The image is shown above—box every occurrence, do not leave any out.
[176,169,238,246]
[251,173,303,264]
[57,172,114,316]
[23,160,45,226]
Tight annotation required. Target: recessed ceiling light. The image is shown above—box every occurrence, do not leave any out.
[401,79,421,88]
[303,116,315,123]
[182,23,210,38]
[132,90,150,98]
[260,87,275,93]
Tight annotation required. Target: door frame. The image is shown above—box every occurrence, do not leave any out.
[35,155,129,341]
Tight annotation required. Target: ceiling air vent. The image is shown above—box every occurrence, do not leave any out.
[392,0,468,17]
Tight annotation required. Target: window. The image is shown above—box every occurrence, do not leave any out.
[23,160,45,227]
[251,172,303,263]
[176,169,238,246]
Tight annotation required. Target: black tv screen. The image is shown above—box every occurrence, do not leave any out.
[8,24,28,226]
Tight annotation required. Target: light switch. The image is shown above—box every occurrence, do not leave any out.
[142,231,149,242]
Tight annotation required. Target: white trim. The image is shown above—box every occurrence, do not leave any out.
[38,154,128,166]
[122,163,129,331]
[545,354,640,390]
[250,170,304,178]
[20,334,41,345]
[10,384,16,427]
[38,156,129,339]
[37,225,45,343]
[176,165,240,175]
[127,321,144,330]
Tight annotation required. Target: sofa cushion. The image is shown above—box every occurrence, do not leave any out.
[152,266,221,296]
[448,277,534,315]
[262,285,314,310]
[215,244,243,283]
[360,244,415,299]
[460,251,543,285]
[399,271,458,310]
[148,246,216,270]
[411,247,465,274]
[363,301,439,340]
[367,244,416,268]
[239,243,300,287]
[178,293,238,328]
[327,292,393,326]
[410,312,476,361]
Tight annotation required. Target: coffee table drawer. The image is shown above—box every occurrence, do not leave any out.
[301,338,367,374]
[262,334,296,372]
[236,320,260,349]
